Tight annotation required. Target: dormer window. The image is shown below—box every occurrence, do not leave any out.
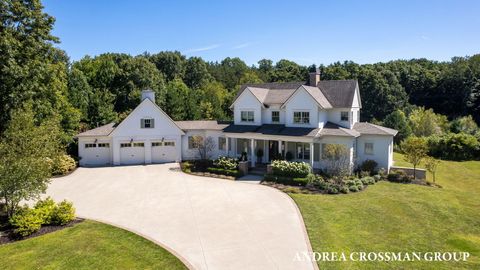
[141,118,154,128]
[341,111,349,121]
[293,112,309,124]
[241,111,254,122]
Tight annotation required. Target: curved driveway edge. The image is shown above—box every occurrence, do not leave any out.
[47,164,316,270]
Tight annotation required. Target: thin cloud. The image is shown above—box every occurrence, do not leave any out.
[421,35,430,40]
[183,44,221,54]
[232,42,252,50]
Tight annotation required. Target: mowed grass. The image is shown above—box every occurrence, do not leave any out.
[291,153,480,269]
[0,220,187,270]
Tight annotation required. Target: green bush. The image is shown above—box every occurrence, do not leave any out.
[360,159,378,174]
[271,160,310,178]
[361,176,375,185]
[213,156,238,170]
[206,167,242,177]
[193,159,213,171]
[339,186,349,194]
[387,170,413,183]
[373,174,382,182]
[9,207,43,237]
[51,200,75,225]
[34,197,56,225]
[292,177,309,186]
[349,185,359,192]
[51,154,77,175]
[181,161,193,173]
[326,186,339,194]
[427,133,480,160]
[264,174,305,186]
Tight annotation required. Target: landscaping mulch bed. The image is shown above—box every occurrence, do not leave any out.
[188,171,236,180]
[0,218,84,245]
[262,181,326,194]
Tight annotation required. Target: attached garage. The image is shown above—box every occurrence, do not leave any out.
[120,142,145,165]
[79,142,111,166]
[151,141,178,163]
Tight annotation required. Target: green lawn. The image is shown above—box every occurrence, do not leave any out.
[0,220,187,270]
[291,153,480,269]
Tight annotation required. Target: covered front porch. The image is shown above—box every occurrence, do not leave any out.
[224,134,321,169]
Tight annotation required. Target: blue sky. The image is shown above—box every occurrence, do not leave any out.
[43,0,480,66]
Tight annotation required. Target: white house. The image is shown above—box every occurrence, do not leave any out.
[76,70,397,171]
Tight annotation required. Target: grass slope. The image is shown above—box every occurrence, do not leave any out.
[292,153,480,269]
[0,220,187,270]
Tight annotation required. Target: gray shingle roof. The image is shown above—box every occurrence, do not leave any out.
[223,124,320,137]
[318,122,360,137]
[353,122,398,136]
[301,85,333,109]
[233,80,359,108]
[318,80,360,108]
[76,123,117,137]
[175,120,232,130]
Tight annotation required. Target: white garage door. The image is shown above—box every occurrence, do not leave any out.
[120,142,145,165]
[151,141,177,163]
[82,143,111,166]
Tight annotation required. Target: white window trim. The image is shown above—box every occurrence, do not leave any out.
[293,111,310,124]
[271,111,280,123]
[341,111,349,122]
[240,111,255,122]
[141,118,154,129]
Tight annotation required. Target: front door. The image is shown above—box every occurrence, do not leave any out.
[268,141,279,161]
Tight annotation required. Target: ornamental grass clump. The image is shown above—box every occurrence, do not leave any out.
[271,160,310,178]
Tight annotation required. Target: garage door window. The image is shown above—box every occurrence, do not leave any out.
[152,142,162,147]
[120,143,131,148]
[133,143,144,147]
[98,143,109,148]
[164,141,175,146]
[85,143,96,148]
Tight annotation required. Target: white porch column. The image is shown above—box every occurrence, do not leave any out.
[310,142,314,169]
[278,140,282,157]
[250,139,256,167]
[225,136,229,157]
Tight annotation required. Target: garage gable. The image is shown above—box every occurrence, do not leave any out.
[110,98,184,137]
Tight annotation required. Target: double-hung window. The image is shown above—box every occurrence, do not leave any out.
[218,137,226,150]
[271,111,280,123]
[296,143,310,160]
[188,136,202,149]
[241,111,254,122]
[141,118,154,128]
[341,111,349,122]
[293,111,310,124]
[364,142,374,155]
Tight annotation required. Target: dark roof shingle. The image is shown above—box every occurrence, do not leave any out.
[353,122,398,136]
[318,80,360,108]
[223,124,320,137]
[76,123,117,137]
[175,120,231,130]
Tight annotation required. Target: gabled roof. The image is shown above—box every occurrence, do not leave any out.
[318,122,360,137]
[232,80,360,109]
[175,120,231,130]
[353,122,398,136]
[76,123,117,137]
[318,80,360,108]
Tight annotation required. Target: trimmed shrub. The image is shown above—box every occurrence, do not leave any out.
[387,170,413,183]
[373,174,382,182]
[271,160,310,178]
[360,159,378,174]
[206,167,242,177]
[9,207,42,237]
[292,177,309,186]
[181,161,193,173]
[51,154,77,175]
[349,185,359,192]
[34,197,56,225]
[285,151,293,161]
[264,174,304,186]
[326,186,339,194]
[51,200,75,225]
[339,186,349,194]
[361,176,375,185]
[213,156,238,170]
[193,159,213,171]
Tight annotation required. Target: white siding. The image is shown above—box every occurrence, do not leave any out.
[284,88,319,128]
[261,105,285,124]
[233,90,262,126]
[356,135,394,170]
[78,137,113,166]
[181,130,226,160]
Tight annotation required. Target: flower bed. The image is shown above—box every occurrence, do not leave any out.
[270,160,310,178]
[180,157,243,180]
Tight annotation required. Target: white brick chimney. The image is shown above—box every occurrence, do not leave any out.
[141,89,155,103]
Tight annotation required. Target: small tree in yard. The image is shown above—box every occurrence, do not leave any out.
[191,136,216,160]
[424,156,440,183]
[0,105,61,218]
[400,136,428,180]
[323,144,351,180]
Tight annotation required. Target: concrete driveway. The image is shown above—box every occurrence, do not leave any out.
[47,164,316,270]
